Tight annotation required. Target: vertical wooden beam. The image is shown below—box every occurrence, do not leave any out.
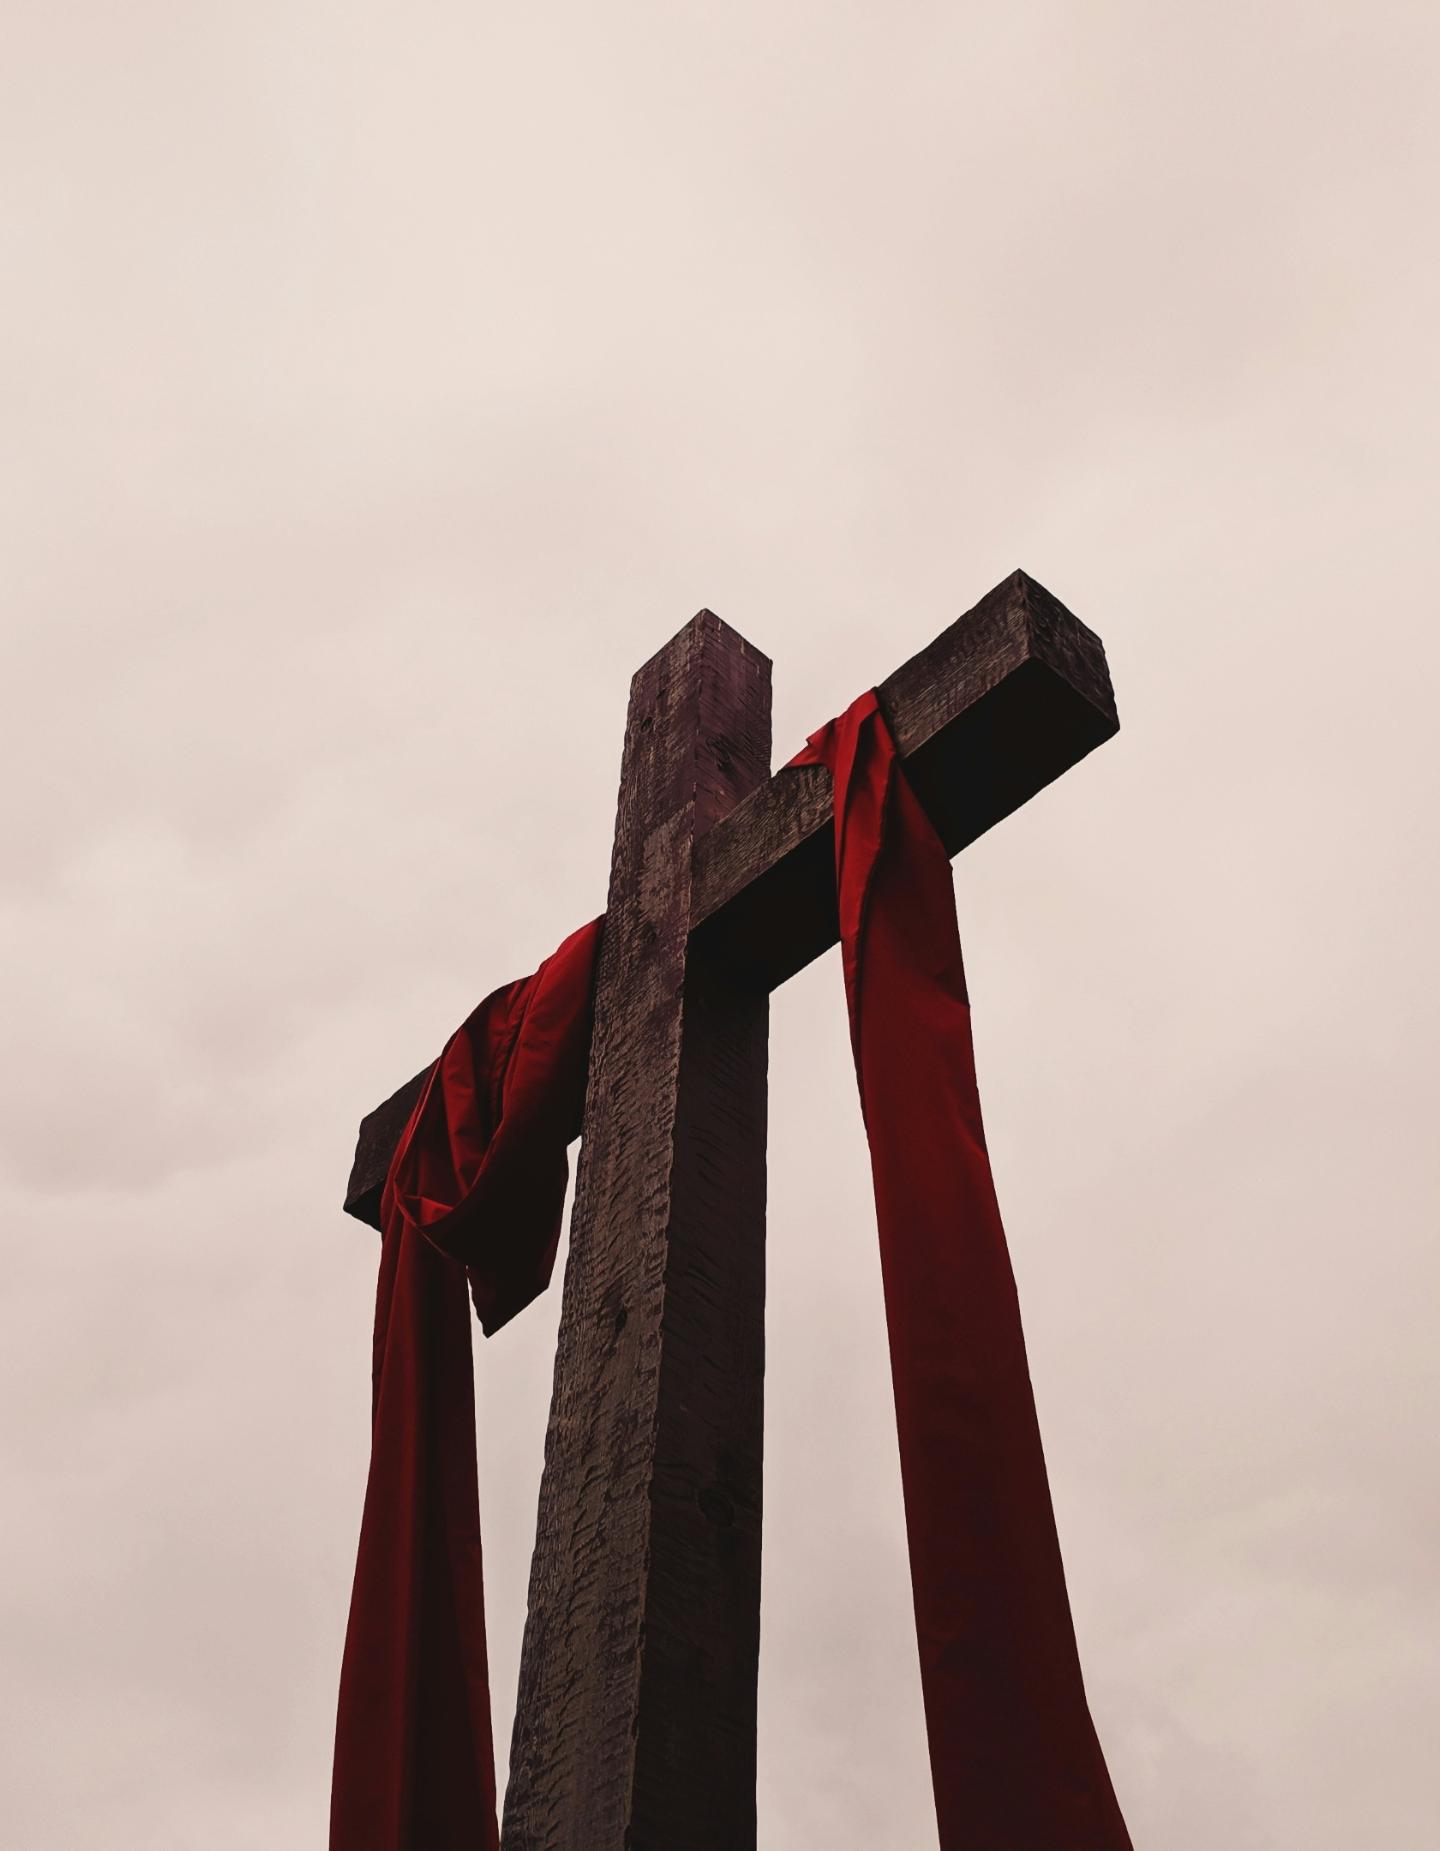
[502,613,772,1850]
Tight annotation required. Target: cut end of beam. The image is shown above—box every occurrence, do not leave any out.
[688,569,1119,990]
[629,609,773,692]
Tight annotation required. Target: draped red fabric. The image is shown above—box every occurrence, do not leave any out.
[329,919,600,1851]
[793,692,1131,1849]
[332,695,1130,1848]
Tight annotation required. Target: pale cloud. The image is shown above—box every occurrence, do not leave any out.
[2,3,1437,1845]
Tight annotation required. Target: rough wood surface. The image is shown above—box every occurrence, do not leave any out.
[500,612,772,1850]
[337,568,1122,1839]
[688,569,1118,986]
[343,571,1117,1226]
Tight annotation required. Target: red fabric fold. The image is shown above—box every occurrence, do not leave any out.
[333,697,1130,1848]
[794,692,1131,1850]
[329,919,600,1851]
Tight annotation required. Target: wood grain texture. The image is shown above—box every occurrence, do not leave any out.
[336,570,1121,1835]
[500,611,772,1850]
[343,571,1116,1227]
[342,1067,427,1232]
[688,569,1118,987]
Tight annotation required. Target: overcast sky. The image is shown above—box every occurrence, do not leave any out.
[3,3,1438,1846]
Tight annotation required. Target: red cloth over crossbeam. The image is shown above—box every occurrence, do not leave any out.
[330,696,1130,1848]
[792,692,1130,1848]
[330,919,600,1851]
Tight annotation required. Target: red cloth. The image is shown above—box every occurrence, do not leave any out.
[794,691,1131,1849]
[332,693,1130,1848]
[329,919,600,1851]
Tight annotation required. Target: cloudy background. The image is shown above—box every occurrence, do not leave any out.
[3,3,1437,1845]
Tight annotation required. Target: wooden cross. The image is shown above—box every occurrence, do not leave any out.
[343,570,1119,1850]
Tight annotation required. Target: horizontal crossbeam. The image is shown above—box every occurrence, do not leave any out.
[343,569,1117,1228]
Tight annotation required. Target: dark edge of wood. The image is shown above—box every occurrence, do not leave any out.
[343,569,1118,1228]
[342,1067,428,1232]
[687,568,1118,988]
[501,611,771,1850]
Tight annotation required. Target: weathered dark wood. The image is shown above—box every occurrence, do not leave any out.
[343,1070,427,1231]
[343,570,1116,1229]
[688,568,1118,986]
[338,567,1122,1838]
[501,612,771,1850]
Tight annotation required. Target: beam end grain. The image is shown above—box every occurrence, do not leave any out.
[342,1066,427,1231]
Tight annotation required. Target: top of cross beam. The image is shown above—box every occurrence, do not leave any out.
[688,567,1116,988]
[343,569,1117,1228]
